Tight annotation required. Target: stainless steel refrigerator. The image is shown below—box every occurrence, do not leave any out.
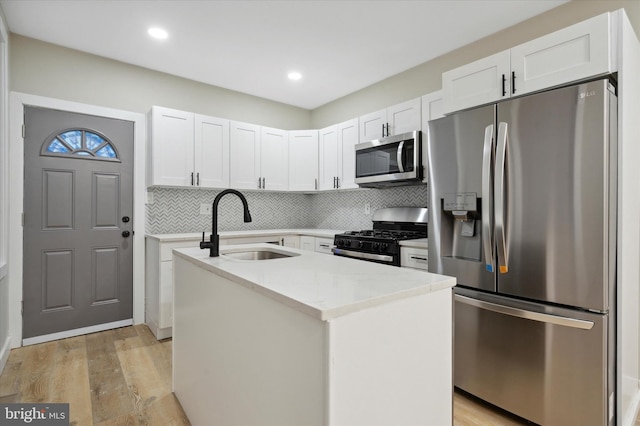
[427,78,617,426]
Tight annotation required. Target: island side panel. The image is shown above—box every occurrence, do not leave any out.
[172,256,327,426]
[327,288,453,426]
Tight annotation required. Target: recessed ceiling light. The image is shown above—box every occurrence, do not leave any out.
[288,72,302,81]
[148,27,168,40]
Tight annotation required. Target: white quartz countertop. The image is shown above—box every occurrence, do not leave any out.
[173,244,454,321]
[147,229,344,242]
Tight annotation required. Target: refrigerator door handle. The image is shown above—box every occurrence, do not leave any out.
[495,122,509,274]
[454,295,595,330]
[482,124,495,272]
[397,141,405,173]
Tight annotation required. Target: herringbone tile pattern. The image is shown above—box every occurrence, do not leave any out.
[146,185,428,234]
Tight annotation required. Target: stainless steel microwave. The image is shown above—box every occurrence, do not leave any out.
[355,130,422,188]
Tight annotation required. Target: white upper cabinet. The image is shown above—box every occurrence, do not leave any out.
[387,98,422,135]
[149,106,229,189]
[442,51,510,114]
[359,98,421,142]
[149,107,195,187]
[510,13,613,96]
[318,125,339,190]
[289,130,319,192]
[442,12,615,114]
[319,118,359,191]
[421,90,443,184]
[229,121,261,190]
[260,126,289,191]
[337,118,359,190]
[359,109,386,142]
[194,114,230,188]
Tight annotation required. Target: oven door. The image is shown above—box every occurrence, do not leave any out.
[355,131,420,186]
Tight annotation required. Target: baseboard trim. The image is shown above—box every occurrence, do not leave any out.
[22,319,133,346]
[146,318,172,340]
[0,335,11,375]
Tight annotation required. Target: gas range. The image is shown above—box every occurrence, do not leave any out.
[332,207,428,266]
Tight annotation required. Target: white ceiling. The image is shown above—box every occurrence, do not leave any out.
[0,0,568,110]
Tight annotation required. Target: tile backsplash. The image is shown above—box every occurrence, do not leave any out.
[146,184,428,234]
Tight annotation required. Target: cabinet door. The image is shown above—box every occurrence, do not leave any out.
[422,90,444,122]
[194,114,229,189]
[338,118,359,189]
[318,125,339,190]
[260,127,289,191]
[149,106,194,186]
[510,13,612,96]
[314,237,334,254]
[359,109,386,142]
[230,121,261,189]
[421,91,443,184]
[388,98,421,135]
[442,50,510,114]
[289,130,319,191]
[300,236,315,251]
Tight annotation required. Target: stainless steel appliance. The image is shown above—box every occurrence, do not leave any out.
[333,207,427,266]
[355,130,422,187]
[427,78,617,426]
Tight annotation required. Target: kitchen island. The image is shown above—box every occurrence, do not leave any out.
[172,244,455,426]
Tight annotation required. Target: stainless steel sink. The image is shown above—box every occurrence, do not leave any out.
[221,247,300,261]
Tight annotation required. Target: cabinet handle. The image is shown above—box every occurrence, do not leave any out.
[258,177,262,189]
[337,177,340,188]
[315,178,318,190]
[410,256,428,262]
[191,172,194,186]
[262,177,266,189]
[196,172,200,186]
[381,123,385,137]
[501,74,506,96]
[511,71,516,94]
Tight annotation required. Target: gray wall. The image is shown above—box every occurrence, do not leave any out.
[9,34,312,130]
[311,0,640,128]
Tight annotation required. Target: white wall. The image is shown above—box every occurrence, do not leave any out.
[310,0,640,128]
[0,3,10,373]
[9,34,312,131]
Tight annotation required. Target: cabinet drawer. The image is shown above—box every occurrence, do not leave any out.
[315,237,334,255]
[401,248,429,270]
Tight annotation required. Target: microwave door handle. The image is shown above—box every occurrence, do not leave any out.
[397,141,405,173]
[495,122,509,274]
[482,124,495,273]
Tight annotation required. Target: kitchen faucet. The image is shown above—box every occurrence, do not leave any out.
[200,189,252,257]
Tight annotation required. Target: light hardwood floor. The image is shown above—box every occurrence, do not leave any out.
[0,324,626,425]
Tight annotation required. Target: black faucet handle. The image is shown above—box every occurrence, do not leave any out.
[202,231,205,242]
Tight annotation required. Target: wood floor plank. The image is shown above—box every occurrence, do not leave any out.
[86,329,134,424]
[50,335,93,426]
[115,336,168,424]
[0,358,22,397]
[453,390,531,426]
[19,341,57,403]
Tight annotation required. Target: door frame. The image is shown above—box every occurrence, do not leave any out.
[8,92,146,347]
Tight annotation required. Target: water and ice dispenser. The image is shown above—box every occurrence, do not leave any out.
[439,192,483,262]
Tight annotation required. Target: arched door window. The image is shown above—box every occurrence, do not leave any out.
[41,129,120,162]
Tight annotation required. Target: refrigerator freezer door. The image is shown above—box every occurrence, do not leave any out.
[427,105,496,292]
[454,288,612,426]
[496,79,615,311]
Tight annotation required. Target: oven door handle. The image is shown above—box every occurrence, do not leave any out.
[397,141,405,173]
[332,248,394,263]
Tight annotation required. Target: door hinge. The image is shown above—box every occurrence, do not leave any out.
[21,301,23,316]
[21,213,24,226]
[21,124,25,139]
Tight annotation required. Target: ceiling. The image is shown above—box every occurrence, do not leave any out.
[0,0,569,110]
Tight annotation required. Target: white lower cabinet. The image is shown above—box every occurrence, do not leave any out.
[146,232,335,339]
[400,247,429,271]
[300,236,334,254]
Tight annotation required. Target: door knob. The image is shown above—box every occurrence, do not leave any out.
[122,216,130,223]
[122,230,131,238]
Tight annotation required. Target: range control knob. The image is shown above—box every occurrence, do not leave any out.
[358,241,364,249]
[381,243,389,251]
[373,242,380,250]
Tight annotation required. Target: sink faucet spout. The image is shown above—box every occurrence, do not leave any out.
[200,189,252,257]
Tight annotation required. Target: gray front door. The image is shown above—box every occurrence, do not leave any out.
[23,106,134,340]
